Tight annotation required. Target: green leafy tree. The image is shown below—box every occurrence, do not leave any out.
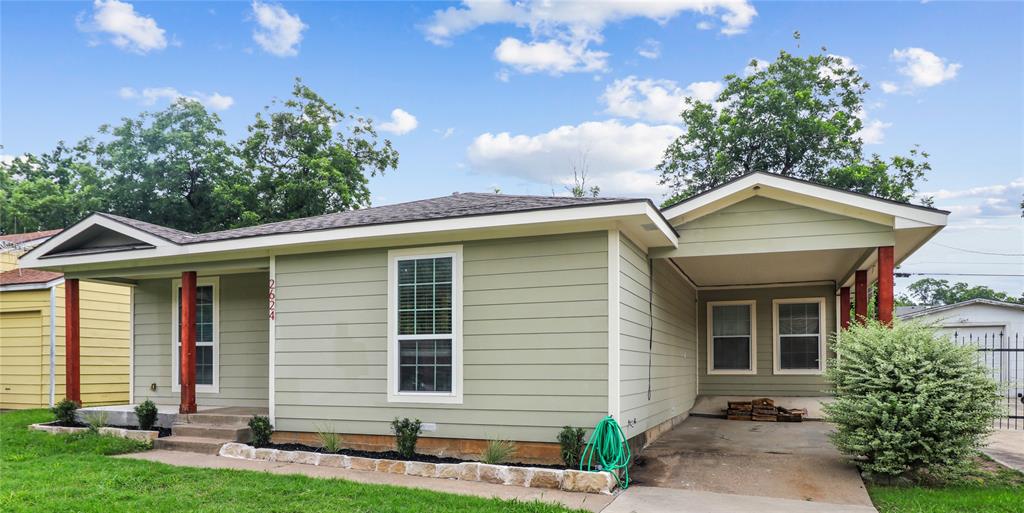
[900,278,1023,306]
[95,99,244,233]
[240,78,399,223]
[0,140,107,234]
[658,46,931,206]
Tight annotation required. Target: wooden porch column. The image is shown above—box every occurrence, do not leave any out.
[64,278,81,404]
[877,246,895,325]
[854,270,868,323]
[839,286,851,329]
[179,271,198,414]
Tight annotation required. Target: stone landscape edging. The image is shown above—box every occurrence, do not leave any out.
[29,422,160,442]
[218,442,616,494]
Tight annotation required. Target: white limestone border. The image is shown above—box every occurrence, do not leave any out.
[30,422,160,442]
[219,443,617,494]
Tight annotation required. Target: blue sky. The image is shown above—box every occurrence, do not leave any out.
[1,1,1021,295]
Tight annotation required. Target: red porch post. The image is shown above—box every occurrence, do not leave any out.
[179,271,198,414]
[64,278,81,404]
[877,246,895,325]
[839,286,851,329]
[854,270,868,323]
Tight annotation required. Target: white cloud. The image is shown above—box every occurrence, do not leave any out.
[601,76,723,124]
[923,178,1024,220]
[494,37,608,74]
[855,119,892,145]
[423,1,756,77]
[495,69,511,82]
[251,1,307,57]
[379,108,419,135]
[81,0,167,54]
[636,39,660,60]
[118,87,235,111]
[884,47,961,93]
[696,20,713,30]
[743,57,770,77]
[466,119,683,196]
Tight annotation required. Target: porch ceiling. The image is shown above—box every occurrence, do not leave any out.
[672,247,869,288]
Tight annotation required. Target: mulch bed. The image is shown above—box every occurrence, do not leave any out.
[264,442,567,470]
[46,420,171,438]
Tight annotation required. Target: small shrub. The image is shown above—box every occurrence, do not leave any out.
[134,400,158,431]
[83,411,108,432]
[391,417,421,459]
[249,416,273,448]
[481,439,517,464]
[557,426,586,468]
[315,423,341,453]
[824,321,1002,480]
[51,399,80,425]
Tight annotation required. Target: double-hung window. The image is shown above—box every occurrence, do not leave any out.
[172,277,219,393]
[773,298,826,374]
[707,300,756,374]
[387,246,462,404]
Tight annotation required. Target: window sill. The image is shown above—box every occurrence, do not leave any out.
[386,392,462,405]
[706,369,758,375]
[772,369,824,376]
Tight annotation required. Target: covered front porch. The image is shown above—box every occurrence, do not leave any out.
[59,258,272,416]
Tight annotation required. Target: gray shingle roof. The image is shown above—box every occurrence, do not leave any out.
[99,192,643,245]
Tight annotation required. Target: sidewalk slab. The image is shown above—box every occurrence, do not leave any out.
[116,450,613,512]
[984,429,1024,472]
[603,486,878,513]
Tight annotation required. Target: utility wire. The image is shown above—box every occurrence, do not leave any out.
[932,243,1024,257]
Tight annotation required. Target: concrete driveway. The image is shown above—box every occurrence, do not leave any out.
[985,429,1024,471]
[626,416,873,508]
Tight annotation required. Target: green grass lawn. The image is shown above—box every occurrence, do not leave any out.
[0,409,583,513]
[867,456,1024,513]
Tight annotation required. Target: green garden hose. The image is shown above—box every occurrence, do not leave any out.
[579,415,631,489]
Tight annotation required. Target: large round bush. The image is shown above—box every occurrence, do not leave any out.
[824,321,1001,479]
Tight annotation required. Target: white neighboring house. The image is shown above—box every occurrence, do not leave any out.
[898,299,1024,399]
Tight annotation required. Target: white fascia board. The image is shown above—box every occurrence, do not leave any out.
[662,173,948,228]
[19,214,172,267]
[0,277,65,292]
[22,202,676,269]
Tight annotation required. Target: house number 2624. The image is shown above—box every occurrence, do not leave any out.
[268,278,276,321]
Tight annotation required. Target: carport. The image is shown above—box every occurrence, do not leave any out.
[629,416,873,507]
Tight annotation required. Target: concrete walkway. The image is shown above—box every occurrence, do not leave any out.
[985,429,1024,472]
[116,450,614,512]
[604,486,878,513]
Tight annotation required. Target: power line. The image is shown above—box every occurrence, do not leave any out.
[895,272,1024,278]
[932,243,1024,257]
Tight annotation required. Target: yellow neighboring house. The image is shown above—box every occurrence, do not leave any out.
[0,230,131,409]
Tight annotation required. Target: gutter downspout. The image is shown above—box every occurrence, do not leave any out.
[49,283,57,407]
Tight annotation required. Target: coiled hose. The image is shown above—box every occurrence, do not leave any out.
[579,415,631,489]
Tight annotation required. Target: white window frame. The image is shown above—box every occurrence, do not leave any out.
[706,300,757,375]
[171,276,220,394]
[386,245,463,404]
[772,297,827,375]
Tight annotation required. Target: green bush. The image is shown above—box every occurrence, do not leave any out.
[51,399,80,425]
[481,439,517,464]
[248,416,273,448]
[557,426,585,468]
[134,400,158,431]
[824,321,1002,480]
[391,417,421,459]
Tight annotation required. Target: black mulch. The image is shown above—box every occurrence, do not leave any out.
[264,442,567,470]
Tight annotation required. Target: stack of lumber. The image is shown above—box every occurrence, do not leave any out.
[726,401,752,421]
[751,398,777,422]
[777,407,808,422]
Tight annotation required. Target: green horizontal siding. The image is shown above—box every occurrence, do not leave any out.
[273,231,609,443]
[132,273,269,408]
[672,196,894,257]
[698,284,835,397]
[618,236,697,440]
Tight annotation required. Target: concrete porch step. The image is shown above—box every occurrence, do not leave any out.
[153,435,232,455]
[172,424,252,442]
[178,413,253,427]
